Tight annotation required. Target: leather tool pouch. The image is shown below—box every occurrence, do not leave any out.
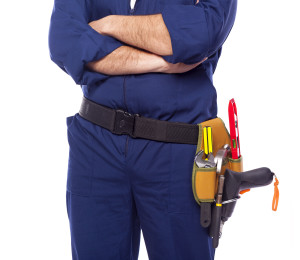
[191,117,243,227]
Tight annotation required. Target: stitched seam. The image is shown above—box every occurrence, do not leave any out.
[203,5,211,56]
[87,127,97,196]
[123,76,129,111]
[67,115,97,196]
[66,188,91,197]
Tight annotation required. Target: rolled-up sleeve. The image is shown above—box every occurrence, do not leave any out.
[160,0,237,64]
[48,0,124,85]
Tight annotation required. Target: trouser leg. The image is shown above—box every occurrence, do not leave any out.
[126,137,215,260]
[65,113,141,260]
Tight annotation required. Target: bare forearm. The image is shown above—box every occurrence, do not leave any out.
[94,14,172,56]
[86,45,166,75]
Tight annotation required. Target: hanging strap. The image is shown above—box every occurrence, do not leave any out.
[272,176,279,211]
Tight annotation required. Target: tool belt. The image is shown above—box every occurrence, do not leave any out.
[191,116,279,248]
[191,118,243,228]
[191,117,243,205]
[79,95,200,144]
[78,95,279,249]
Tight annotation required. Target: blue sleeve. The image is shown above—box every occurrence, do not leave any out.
[160,0,237,64]
[48,0,124,85]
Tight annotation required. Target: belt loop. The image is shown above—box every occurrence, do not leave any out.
[131,112,140,138]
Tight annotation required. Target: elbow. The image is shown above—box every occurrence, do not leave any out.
[161,41,173,56]
[48,23,61,67]
[85,60,98,72]
[48,43,61,68]
[206,0,237,55]
[48,33,83,85]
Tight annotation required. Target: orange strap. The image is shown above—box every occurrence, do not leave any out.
[239,189,251,195]
[272,177,279,211]
[239,176,279,211]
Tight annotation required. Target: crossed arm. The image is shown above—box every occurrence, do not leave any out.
[86,13,204,75]
[86,0,238,76]
[49,0,236,82]
[92,14,173,56]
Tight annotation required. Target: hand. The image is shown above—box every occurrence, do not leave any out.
[159,57,208,74]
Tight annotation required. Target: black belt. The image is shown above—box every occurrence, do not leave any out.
[78,96,199,145]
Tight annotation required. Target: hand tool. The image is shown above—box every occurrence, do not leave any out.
[211,174,225,248]
[207,126,213,154]
[193,149,216,228]
[228,99,241,159]
[203,126,209,160]
[218,168,278,247]
[203,126,213,160]
[194,150,216,168]
[207,153,215,164]
[209,144,231,248]
[221,167,276,222]
[213,144,231,174]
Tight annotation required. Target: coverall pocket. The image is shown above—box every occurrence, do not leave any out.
[167,143,198,214]
[66,113,96,197]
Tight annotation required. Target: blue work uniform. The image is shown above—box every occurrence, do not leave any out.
[48,0,237,259]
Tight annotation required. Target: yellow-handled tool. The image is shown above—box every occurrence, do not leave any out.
[207,126,213,154]
[203,126,213,160]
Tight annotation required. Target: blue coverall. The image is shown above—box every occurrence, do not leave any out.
[48,0,237,259]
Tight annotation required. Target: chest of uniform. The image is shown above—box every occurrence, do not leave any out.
[90,0,196,19]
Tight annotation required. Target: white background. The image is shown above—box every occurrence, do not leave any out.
[0,0,299,259]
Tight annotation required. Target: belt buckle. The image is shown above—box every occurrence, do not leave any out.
[113,109,140,138]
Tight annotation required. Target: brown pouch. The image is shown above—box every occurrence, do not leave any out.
[192,117,243,205]
[228,155,243,172]
[193,166,217,204]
